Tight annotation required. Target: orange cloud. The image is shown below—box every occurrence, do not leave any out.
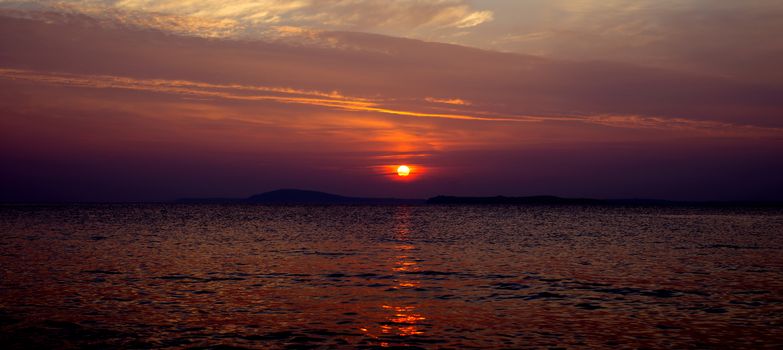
[2,68,781,138]
[425,97,471,106]
[0,68,516,122]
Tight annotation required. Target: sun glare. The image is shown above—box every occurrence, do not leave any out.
[397,165,411,177]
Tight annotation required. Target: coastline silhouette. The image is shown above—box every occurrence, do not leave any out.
[177,189,783,207]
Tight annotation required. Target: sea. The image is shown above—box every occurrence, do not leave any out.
[1,204,782,349]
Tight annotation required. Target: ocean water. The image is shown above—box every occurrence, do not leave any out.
[0,204,782,349]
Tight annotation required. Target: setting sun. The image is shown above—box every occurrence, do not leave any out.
[397,165,411,177]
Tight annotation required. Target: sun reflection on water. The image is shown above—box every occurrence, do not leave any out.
[361,206,428,342]
[2,206,782,348]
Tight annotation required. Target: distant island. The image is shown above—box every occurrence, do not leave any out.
[178,189,424,205]
[428,196,782,207]
[427,195,683,205]
[177,189,781,207]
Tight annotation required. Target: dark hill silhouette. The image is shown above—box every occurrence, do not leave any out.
[177,190,781,207]
[427,195,606,205]
[426,195,781,207]
[178,189,424,205]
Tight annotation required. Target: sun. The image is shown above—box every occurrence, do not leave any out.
[397,165,411,177]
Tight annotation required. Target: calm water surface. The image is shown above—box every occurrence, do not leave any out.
[1,205,782,349]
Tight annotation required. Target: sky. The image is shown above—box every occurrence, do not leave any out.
[1,0,782,202]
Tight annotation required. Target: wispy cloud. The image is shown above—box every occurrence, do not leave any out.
[0,0,494,40]
[4,0,783,86]
[425,97,470,106]
[583,114,783,137]
[478,0,783,83]
[2,67,779,138]
[0,68,514,122]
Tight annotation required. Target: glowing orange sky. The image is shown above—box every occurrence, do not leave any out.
[0,2,782,201]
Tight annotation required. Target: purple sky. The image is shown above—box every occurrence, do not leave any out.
[1,1,782,202]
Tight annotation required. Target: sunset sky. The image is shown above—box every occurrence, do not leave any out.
[1,0,782,202]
